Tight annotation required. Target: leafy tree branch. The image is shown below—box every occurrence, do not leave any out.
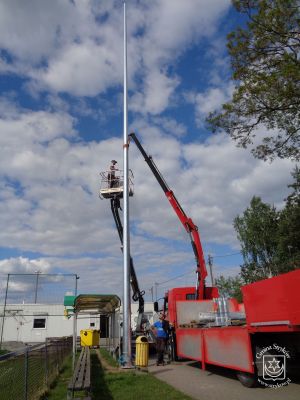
[207,0,300,161]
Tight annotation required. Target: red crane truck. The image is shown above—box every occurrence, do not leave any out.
[129,132,300,387]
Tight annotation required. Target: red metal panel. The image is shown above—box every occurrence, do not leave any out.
[176,328,203,361]
[242,269,300,327]
[204,286,219,299]
[248,325,300,333]
[167,287,196,326]
[176,326,254,373]
[204,326,254,373]
[168,287,220,327]
[227,298,239,312]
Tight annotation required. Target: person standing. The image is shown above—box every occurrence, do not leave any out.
[152,313,168,366]
[108,160,118,188]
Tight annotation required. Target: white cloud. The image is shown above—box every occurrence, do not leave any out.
[39,35,124,96]
[151,117,187,138]
[131,71,180,115]
[0,257,50,275]
[0,0,124,95]
[0,100,75,145]
[0,0,231,109]
[0,0,297,299]
[187,82,235,126]
[130,0,232,114]
[141,0,230,56]
[130,129,295,247]
[0,98,295,269]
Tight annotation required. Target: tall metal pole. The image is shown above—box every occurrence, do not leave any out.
[0,273,10,349]
[73,274,79,370]
[72,311,76,371]
[122,0,132,368]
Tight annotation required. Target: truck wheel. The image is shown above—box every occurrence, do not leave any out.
[236,372,257,388]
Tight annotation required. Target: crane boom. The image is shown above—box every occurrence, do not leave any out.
[129,132,208,299]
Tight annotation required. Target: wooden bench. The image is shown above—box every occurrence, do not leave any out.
[67,347,91,399]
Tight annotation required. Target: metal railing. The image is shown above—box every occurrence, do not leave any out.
[0,337,72,400]
[99,169,134,199]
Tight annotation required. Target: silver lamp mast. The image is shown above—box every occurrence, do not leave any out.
[122,0,132,368]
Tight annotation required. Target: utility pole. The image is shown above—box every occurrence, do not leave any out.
[208,254,214,286]
[149,287,154,302]
[73,274,80,369]
[75,274,79,296]
[122,0,132,368]
[34,270,40,304]
[154,282,158,301]
[0,274,10,349]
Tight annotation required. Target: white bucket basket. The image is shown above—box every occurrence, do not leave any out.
[99,169,134,199]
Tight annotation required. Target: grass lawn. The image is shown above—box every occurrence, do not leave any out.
[99,348,119,368]
[44,349,193,400]
[41,356,73,400]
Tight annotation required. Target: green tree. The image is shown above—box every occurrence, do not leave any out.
[234,196,279,282]
[207,0,300,161]
[215,275,243,302]
[276,167,300,270]
[285,165,300,205]
[215,170,299,300]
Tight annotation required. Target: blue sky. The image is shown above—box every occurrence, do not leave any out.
[0,0,296,303]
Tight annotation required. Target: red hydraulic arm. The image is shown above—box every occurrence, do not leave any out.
[129,132,208,299]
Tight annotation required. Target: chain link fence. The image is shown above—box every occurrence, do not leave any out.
[0,337,72,400]
[0,273,78,305]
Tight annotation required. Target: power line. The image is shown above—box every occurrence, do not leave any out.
[155,252,242,289]
[147,270,194,293]
[148,251,242,292]
[157,270,194,286]
[212,251,241,258]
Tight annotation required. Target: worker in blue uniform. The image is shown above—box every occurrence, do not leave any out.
[152,313,169,366]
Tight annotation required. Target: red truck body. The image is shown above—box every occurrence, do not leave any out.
[166,269,300,377]
[130,132,300,385]
[243,269,300,332]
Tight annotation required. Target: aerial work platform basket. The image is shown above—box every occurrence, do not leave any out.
[99,169,134,199]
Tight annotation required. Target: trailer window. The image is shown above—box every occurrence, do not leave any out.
[33,318,46,329]
[186,293,196,300]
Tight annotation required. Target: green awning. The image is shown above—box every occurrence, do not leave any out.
[66,294,121,314]
[64,295,76,307]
